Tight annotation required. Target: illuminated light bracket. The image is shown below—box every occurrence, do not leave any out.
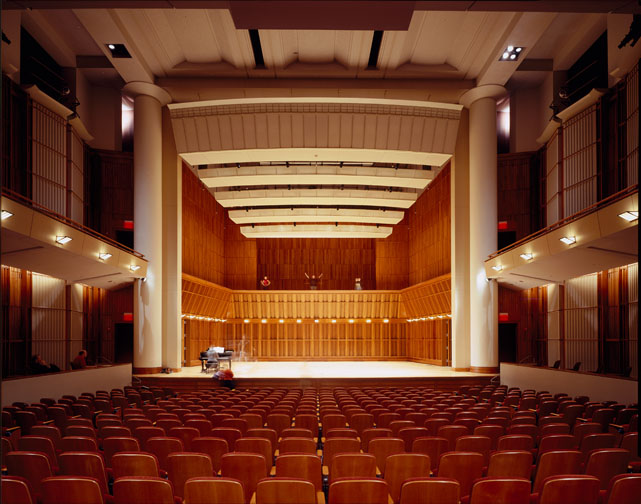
[491,265,503,271]
[500,45,524,61]
[559,236,576,245]
[130,265,141,272]
[98,252,112,261]
[56,235,72,245]
[618,211,638,222]
[520,253,533,260]
[1,210,13,220]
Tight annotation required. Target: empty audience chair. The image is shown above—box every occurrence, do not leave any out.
[579,433,618,462]
[1,476,34,504]
[60,436,99,452]
[30,425,63,451]
[532,450,582,495]
[496,434,535,453]
[330,453,377,482]
[221,452,268,504]
[255,477,318,504]
[411,437,448,469]
[486,450,533,479]
[328,478,390,504]
[367,437,405,474]
[323,437,361,476]
[361,428,392,451]
[398,477,460,504]
[468,477,531,504]
[166,452,214,499]
[103,437,140,467]
[112,452,160,479]
[454,435,491,466]
[603,474,641,504]
[266,414,292,436]
[437,452,484,499]
[246,428,278,456]
[236,437,273,474]
[40,476,104,504]
[385,453,431,504]
[146,437,184,472]
[211,427,242,451]
[6,451,53,501]
[17,436,59,471]
[58,451,111,500]
[538,475,600,504]
[112,476,175,504]
[279,436,317,454]
[183,477,245,504]
[190,436,229,474]
[584,448,631,490]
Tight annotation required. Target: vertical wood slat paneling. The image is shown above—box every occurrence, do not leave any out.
[545,130,560,225]
[408,163,450,284]
[564,273,598,372]
[628,263,638,378]
[376,215,409,290]
[182,163,226,285]
[1,266,32,377]
[32,102,66,216]
[184,319,406,365]
[69,130,84,224]
[31,272,66,370]
[401,274,451,318]
[563,105,598,217]
[498,152,535,240]
[625,64,638,186]
[256,237,376,291]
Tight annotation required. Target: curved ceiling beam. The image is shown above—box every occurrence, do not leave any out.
[214,188,417,209]
[199,165,433,190]
[228,208,405,225]
[240,224,393,239]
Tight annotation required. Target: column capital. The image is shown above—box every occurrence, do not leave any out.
[459,84,507,109]
[123,81,172,106]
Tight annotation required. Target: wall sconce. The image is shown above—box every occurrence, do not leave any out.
[618,211,638,222]
[520,253,533,260]
[559,236,576,245]
[1,210,13,220]
[98,252,112,260]
[130,265,141,272]
[56,235,72,244]
[491,265,503,271]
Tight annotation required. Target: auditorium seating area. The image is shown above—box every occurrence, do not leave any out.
[2,384,639,504]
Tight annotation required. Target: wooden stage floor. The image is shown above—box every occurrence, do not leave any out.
[137,361,497,392]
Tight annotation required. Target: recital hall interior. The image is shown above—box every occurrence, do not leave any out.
[1,1,639,503]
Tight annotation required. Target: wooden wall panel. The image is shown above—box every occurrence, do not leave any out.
[401,274,451,318]
[498,152,537,241]
[182,273,233,319]
[376,215,409,290]
[408,164,451,284]
[182,163,225,285]
[230,290,401,319]
[256,238,375,290]
[407,320,449,365]
[224,215,257,289]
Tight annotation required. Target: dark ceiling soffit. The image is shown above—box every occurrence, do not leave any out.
[3,1,640,14]
[517,59,553,71]
[76,55,113,69]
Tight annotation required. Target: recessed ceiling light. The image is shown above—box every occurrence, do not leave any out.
[1,210,13,220]
[559,236,576,245]
[520,253,533,260]
[56,235,72,244]
[130,265,141,271]
[244,319,250,323]
[500,46,524,61]
[261,319,267,324]
[106,43,131,58]
[492,265,503,271]
[383,319,389,323]
[618,211,638,222]
[296,319,302,324]
[98,252,112,260]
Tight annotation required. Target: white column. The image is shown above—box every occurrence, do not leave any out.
[461,85,506,373]
[451,108,471,370]
[125,82,171,374]
[161,107,183,371]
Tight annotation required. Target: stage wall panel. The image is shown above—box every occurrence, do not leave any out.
[376,214,409,290]
[409,163,451,284]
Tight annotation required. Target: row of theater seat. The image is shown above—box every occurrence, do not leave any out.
[2,382,638,503]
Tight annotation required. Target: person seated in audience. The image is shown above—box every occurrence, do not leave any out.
[30,354,60,374]
[71,349,88,369]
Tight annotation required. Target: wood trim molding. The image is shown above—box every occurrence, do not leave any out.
[451,367,471,372]
[132,366,163,374]
[469,366,499,374]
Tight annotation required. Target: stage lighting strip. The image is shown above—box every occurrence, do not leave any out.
[406,313,452,322]
[181,314,227,322]
[232,318,392,323]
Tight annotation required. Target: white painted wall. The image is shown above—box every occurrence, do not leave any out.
[1,364,132,408]
[500,363,638,404]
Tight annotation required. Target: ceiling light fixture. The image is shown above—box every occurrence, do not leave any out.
[383,319,389,323]
[296,319,302,324]
[348,319,354,323]
[279,319,284,324]
[314,319,320,323]
[98,252,112,261]
[261,319,267,324]
[130,265,141,272]
[331,319,337,324]
[366,319,372,323]
[106,43,132,58]
[56,235,72,245]
[1,210,13,220]
[244,319,250,323]
[559,236,576,245]
[618,211,638,222]
[520,253,533,260]
[492,265,503,271]
[500,45,524,61]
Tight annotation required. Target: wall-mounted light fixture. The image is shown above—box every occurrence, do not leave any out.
[492,265,503,271]
[559,236,576,245]
[98,252,112,261]
[130,265,141,272]
[520,253,533,260]
[56,235,72,244]
[1,210,13,220]
[618,211,638,222]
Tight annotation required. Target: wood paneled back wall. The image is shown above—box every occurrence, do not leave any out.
[257,238,375,290]
[408,164,451,284]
